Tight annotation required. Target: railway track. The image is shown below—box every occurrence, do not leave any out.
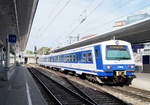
[28,67,95,105]
[110,86,150,102]
[63,77,128,105]
[80,80,150,105]
[28,66,129,105]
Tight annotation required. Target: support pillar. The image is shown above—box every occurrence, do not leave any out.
[3,38,10,80]
[0,48,3,67]
[5,39,10,69]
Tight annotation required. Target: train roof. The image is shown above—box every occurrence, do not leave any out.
[48,40,131,56]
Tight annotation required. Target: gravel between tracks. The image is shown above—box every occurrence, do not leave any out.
[29,64,150,105]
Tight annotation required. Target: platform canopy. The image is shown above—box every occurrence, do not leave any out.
[53,18,150,53]
[0,0,38,52]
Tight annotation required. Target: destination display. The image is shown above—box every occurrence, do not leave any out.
[107,45,126,49]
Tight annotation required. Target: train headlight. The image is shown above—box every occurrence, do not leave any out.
[128,66,135,69]
[106,66,112,69]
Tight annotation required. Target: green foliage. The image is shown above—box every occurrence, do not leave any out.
[37,47,51,55]
[26,50,33,54]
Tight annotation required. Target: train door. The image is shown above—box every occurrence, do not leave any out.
[94,45,103,70]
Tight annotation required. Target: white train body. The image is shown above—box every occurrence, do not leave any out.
[38,40,135,85]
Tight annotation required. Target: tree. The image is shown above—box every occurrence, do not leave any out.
[26,50,33,54]
[37,47,51,55]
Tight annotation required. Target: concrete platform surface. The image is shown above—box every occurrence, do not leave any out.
[0,66,48,105]
[131,73,150,91]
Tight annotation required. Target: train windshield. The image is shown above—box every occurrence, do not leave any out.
[106,45,131,60]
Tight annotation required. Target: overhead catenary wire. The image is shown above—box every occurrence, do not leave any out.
[80,2,150,35]
[68,0,104,35]
[38,0,62,32]
[31,0,62,45]
[79,0,137,34]
[41,0,72,34]
[34,0,72,45]
[66,0,97,31]
[71,0,138,33]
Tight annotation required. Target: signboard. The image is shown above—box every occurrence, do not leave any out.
[114,20,127,27]
[8,34,17,43]
[132,44,144,52]
[80,34,96,40]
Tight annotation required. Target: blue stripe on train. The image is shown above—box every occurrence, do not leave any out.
[45,64,135,76]
[103,64,135,70]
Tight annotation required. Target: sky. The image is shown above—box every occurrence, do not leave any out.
[26,0,150,51]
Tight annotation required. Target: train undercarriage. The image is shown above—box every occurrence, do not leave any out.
[43,66,136,86]
[81,71,136,86]
[96,75,136,85]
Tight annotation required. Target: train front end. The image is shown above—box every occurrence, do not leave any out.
[97,40,136,85]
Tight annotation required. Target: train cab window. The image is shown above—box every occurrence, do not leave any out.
[87,52,92,62]
[82,53,86,62]
[106,45,131,60]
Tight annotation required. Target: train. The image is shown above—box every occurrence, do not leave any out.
[38,40,136,85]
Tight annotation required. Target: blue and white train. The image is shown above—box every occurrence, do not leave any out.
[38,40,136,85]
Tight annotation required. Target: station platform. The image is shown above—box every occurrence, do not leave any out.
[0,65,47,105]
[131,73,150,91]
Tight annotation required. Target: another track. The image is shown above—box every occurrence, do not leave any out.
[28,66,129,105]
[28,67,95,105]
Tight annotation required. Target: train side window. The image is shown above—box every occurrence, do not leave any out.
[69,55,71,62]
[62,55,64,62]
[67,55,69,62]
[78,53,81,62]
[66,55,68,62]
[59,55,61,62]
[73,54,76,62]
[65,56,67,62]
[52,57,53,62]
[55,56,57,62]
[82,53,86,62]
[64,56,66,62]
[57,56,59,62]
[71,55,73,62]
[87,52,92,62]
